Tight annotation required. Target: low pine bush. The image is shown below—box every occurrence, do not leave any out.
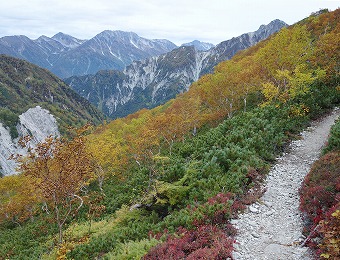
[323,118,340,154]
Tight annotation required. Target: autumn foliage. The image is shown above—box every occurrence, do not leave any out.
[143,224,234,260]
[299,118,340,258]
[0,8,339,259]
[11,125,95,243]
[0,174,40,225]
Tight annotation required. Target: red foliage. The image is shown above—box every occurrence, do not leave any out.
[144,192,241,259]
[197,193,245,227]
[318,203,340,258]
[299,152,340,255]
[143,224,234,260]
[300,152,340,229]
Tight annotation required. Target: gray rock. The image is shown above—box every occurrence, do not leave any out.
[249,206,259,213]
[232,251,242,260]
[264,201,273,208]
[230,219,239,225]
[0,106,60,176]
[251,232,260,238]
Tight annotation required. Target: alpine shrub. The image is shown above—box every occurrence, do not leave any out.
[299,152,340,253]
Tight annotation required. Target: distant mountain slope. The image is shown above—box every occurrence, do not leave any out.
[181,40,214,51]
[0,54,104,135]
[66,19,287,118]
[0,31,177,78]
[52,32,86,48]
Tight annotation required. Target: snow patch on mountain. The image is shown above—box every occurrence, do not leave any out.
[51,32,86,49]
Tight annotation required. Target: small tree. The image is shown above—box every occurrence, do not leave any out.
[17,125,94,244]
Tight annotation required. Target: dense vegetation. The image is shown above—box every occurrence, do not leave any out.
[299,118,340,259]
[0,55,105,136]
[0,9,339,259]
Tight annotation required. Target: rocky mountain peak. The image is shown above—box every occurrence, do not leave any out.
[51,32,86,48]
[0,30,177,78]
[255,19,288,39]
[181,40,215,51]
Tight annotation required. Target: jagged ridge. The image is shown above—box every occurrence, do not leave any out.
[66,19,287,118]
[0,31,177,78]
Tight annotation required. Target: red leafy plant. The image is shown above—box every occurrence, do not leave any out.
[299,152,340,256]
[143,224,234,260]
[143,193,243,259]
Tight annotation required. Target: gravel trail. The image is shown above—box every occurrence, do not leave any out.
[232,109,340,260]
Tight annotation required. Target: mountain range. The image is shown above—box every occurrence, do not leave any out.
[65,19,288,118]
[0,31,179,78]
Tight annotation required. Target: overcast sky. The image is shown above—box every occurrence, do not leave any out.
[1,0,338,45]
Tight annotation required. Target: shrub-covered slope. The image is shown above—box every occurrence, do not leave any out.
[0,9,339,260]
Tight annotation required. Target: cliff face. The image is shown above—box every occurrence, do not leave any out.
[0,106,59,176]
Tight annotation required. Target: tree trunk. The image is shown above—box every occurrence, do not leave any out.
[244,97,247,112]
[58,223,63,244]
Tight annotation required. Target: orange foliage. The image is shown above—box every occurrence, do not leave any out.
[0,174,41,225]
[16,125,95,243]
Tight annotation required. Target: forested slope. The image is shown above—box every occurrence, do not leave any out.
[0,9,339,259]
[0,55,105,136]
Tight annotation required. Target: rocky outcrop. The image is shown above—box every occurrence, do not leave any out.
[0,106,59,176]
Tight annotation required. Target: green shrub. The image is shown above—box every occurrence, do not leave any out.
[0,108,19,138]
[323,118,340,153]
[105,238,160,260]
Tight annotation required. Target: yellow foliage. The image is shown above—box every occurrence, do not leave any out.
[319,208,340,259]
[0,174,41,224]
[261,82,279,103]
[289,104,310,117]
[256,25,312,75]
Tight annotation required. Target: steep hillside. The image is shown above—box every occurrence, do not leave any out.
[0,54,104,134]
[0,9,338,260]
[65,19,287,118]
[0,31,177,78]
[64,9,339,258]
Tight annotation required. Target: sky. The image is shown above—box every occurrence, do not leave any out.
[0,0,339,45]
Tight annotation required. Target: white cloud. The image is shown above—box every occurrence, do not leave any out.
[0,0,338,45]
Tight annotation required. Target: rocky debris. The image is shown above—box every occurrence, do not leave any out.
[232,108,340,260]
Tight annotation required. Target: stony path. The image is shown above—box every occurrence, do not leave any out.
[231,109,340,260]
